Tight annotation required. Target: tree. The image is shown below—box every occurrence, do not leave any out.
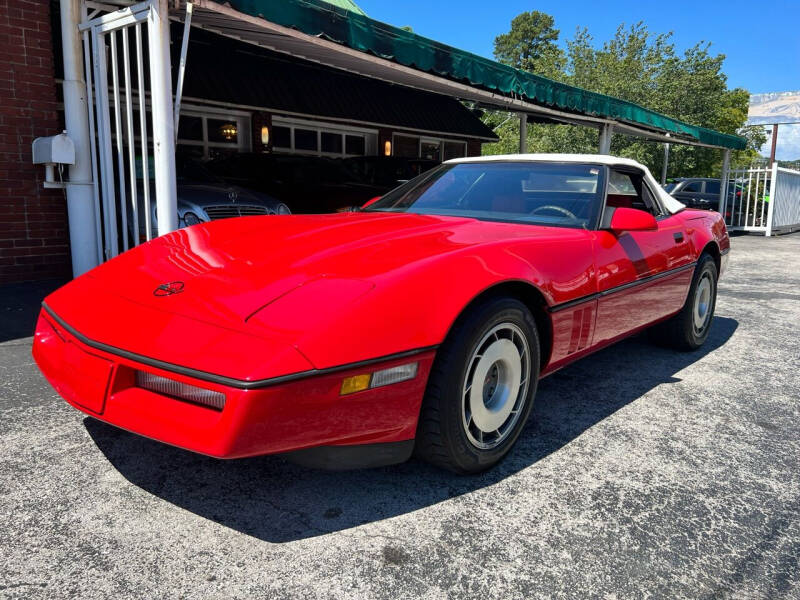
[493,11,565,79]
[484,17,762,176]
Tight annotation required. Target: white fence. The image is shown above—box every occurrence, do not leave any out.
[79,0,178,260]
[771,167,800,234]
[723,165,800,236]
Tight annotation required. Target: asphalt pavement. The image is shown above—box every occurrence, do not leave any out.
[1,234,798,599]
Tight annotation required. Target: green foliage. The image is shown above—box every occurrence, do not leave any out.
[493,11,565,79]
[485,18,761,177]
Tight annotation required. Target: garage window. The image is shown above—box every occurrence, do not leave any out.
[177,116,203,141]
[176,109,251,159]
[272,126,291,150]
[294,129,318,151]
[270,117,376,157]
[394,135,420,158]
[392,134,466,161]
[345,135,366,156]
[421,140,441,161]
[322,131,343,154]
[443,141,467,161]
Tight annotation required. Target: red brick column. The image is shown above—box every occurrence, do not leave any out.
[0,0,71,283]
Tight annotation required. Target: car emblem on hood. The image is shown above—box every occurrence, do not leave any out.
[153,281,185,297]
[227,188,238,203]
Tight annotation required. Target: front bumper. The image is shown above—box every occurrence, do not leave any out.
[33,310,434,461]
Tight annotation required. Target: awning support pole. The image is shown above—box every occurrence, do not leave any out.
[661,142,670,184]
[519,113,527,153]
[173,2,193,144]
[59,0,101,275]
[769,124,779,166]
[598,124,613,154]
[719,149,730,221]
[148,0,179,235]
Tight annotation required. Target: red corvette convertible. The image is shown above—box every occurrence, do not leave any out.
[33,155,729,473]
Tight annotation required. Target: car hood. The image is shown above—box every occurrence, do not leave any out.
[81,212,484,324]
[45,212,564,376]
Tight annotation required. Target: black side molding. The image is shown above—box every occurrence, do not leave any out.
[549,261,697,313]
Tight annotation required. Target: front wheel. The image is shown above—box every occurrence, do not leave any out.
[650,253,718,351]
[415,298,540,474]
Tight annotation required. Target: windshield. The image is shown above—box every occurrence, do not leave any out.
[366,162,605,228]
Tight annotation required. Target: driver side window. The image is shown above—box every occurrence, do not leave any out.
[607,169,663,217]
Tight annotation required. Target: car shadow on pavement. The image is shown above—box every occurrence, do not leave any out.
[85,316,738,544]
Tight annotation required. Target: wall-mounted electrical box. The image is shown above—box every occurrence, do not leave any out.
[32,132,75,189]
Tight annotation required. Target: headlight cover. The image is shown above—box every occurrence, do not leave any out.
[183,212,202,226]
[136,371,226,410]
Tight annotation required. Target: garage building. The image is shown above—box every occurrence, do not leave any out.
[1,0,746,283]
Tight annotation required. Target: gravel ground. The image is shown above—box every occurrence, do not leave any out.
[1,234,798,599]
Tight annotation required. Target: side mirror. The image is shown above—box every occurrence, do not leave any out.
[609,207,658,232]
[362,196,381,209]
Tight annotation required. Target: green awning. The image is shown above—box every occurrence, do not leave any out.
[219,0,746,150]
[319,0,366,16]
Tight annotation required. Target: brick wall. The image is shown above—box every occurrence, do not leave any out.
[0,0,70,284]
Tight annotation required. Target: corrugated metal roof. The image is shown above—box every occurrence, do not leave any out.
[179,30,498,140]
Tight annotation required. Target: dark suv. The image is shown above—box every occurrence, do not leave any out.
[663,178,722,211]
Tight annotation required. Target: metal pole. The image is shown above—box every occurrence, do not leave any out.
[60,0,101,276]
[109,31,129,253]
[769,124,779,166]
[766,162,778,236]
[93,29,119,258]
[121,27,139,247]
[598,124,613,154]
[135,23,153,241]
[661,142,670,184]
[519,113,527,153]
[148,0,179,235]
[81,25,104,265]
[173,2,193,143]
[719,149,730,221]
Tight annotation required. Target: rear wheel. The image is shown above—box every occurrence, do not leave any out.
[650,253,718,351]
[415,298,540,474]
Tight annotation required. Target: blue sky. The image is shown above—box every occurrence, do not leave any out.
[356,0,799,94]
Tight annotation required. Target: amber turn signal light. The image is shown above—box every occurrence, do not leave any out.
[340,374,371,395]
[340,363,419,396]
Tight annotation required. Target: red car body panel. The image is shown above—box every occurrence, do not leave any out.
[34,204,729,461]
[34,312,435,457]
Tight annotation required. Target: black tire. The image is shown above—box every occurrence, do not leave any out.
[415,297,540,474]
[649,253,718,351]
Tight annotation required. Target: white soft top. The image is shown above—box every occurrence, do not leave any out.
[446,153,685,214]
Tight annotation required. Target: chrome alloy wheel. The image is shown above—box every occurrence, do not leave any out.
[461,323,531,450]
[693,273,713,333]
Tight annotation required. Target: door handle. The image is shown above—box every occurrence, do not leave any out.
[673,232,684,243]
